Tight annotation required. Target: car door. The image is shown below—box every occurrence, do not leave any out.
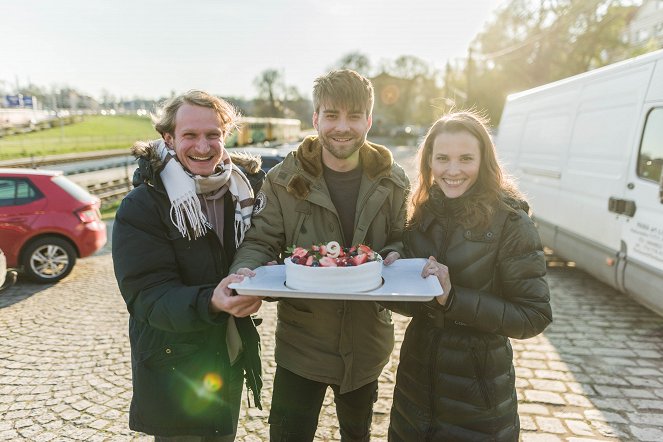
[620,104,663,315]
[0,177,47,263]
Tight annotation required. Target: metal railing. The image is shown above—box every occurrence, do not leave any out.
[86,177,133,209]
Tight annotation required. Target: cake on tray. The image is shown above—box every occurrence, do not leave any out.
[284,242,383,293]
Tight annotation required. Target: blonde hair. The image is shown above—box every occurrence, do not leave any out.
[409,110,523,228]
[153,90,240,138]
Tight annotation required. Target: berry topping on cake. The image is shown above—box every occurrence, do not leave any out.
[285,242,380,267]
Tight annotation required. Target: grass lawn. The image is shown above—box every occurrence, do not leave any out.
[0,115,157,160]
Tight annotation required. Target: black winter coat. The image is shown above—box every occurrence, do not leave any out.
[112,143,264,437]
[387,192,553,442]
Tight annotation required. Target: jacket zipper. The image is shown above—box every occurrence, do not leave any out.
[471,348,492,409]
[424,329,442,442]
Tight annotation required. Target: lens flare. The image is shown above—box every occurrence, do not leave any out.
[203,372,223,392]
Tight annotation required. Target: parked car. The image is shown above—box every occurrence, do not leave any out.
[227,146,285,173]
[0,168,107,283]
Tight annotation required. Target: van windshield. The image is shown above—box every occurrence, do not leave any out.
[52,175,95,202]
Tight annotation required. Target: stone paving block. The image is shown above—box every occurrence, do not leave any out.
[552,411,584,419]
[566,382,596,396]
[589,420,628,438]
[630,425,663,441]
[521,351,550,360]
[566,419,595,436]
[533,369,573,381]
[593,385,621,397]
[590,375,631,386]
[624,376,663,388]
[631,399,663,411]
[590,397,635,411]
[535,416,567,433]
[529,379,567,393]
[567,438,613,442]
[602,357,638,366]
[626,367,663,376]
[520,415,537,431]
[564,393,594,408]
[628,412,663,426]
[0,430,19,440]
[584,409,627,424]
[515,366,534,378]
[521,433,563,441]
[519,403,551,415]
[621,388,657,399]
[33,432,58,442]
[523,390,566,405]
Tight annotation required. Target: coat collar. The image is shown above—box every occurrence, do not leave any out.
[282,135,406,200]
[295,136,393,180]
[130,139,263,186]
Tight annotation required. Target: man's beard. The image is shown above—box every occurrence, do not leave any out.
[319,132,366,160]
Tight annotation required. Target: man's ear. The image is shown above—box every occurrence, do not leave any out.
[163,133,174,148]
[367,114,373,131]
[312,112,319,131]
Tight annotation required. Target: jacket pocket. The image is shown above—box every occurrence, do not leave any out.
[139,343,201,370]
[277,300,315,328]
[471,348,493,409]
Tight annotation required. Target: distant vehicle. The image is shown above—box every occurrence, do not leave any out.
[227,146,285,174]
[0,248,17,292]
[496,49,663,316]
[0,168,107,283]
[226,117,301,147]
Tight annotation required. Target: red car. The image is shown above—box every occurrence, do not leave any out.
[0,168,107,283]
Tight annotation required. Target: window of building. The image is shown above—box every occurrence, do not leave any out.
[637,29,651,42]
[637,107,663,183]
[656,22,663,36]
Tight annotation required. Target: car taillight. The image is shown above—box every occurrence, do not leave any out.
[76,206,100,223]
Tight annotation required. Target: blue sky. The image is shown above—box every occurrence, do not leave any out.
[1,0,505,100]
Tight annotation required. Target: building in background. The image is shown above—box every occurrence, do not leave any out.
[629,0,663,48]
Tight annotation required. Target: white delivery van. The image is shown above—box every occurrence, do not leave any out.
[497,49,663,316]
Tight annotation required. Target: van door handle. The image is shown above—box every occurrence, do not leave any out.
[608,197,637,217]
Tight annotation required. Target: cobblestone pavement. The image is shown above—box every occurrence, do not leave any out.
[1,230,663,441]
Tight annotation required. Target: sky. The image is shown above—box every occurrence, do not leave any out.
[1,0,505,101]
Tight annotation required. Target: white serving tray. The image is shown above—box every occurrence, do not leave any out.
[229,258,441,301]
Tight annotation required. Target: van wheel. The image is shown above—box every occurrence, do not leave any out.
[22,237,77,283]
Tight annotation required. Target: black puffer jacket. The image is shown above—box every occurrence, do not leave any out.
[112,142,265,437]
[387,191,552,442]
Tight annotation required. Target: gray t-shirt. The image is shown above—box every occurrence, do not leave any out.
[323,163,362,247]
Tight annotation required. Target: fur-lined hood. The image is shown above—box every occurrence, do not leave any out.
[279,136,408,200]
[130,139,263,179]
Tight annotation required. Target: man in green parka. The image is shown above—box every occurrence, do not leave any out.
[230,69,410,441]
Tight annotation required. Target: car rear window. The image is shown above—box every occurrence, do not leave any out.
[52,175,95,202]
[0,178,43,206]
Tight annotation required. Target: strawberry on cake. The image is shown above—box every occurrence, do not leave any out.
[284,241,383,292]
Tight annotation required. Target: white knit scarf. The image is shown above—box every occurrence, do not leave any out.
[157,140,254,246]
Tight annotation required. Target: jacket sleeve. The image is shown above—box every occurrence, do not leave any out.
[379,171,410,259]
[112,191,229,333]
[230,172,286,273]
[444,211,553,339]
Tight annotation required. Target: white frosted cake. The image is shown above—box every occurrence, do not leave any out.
[284,258,383,293]
[284,242,383,293]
